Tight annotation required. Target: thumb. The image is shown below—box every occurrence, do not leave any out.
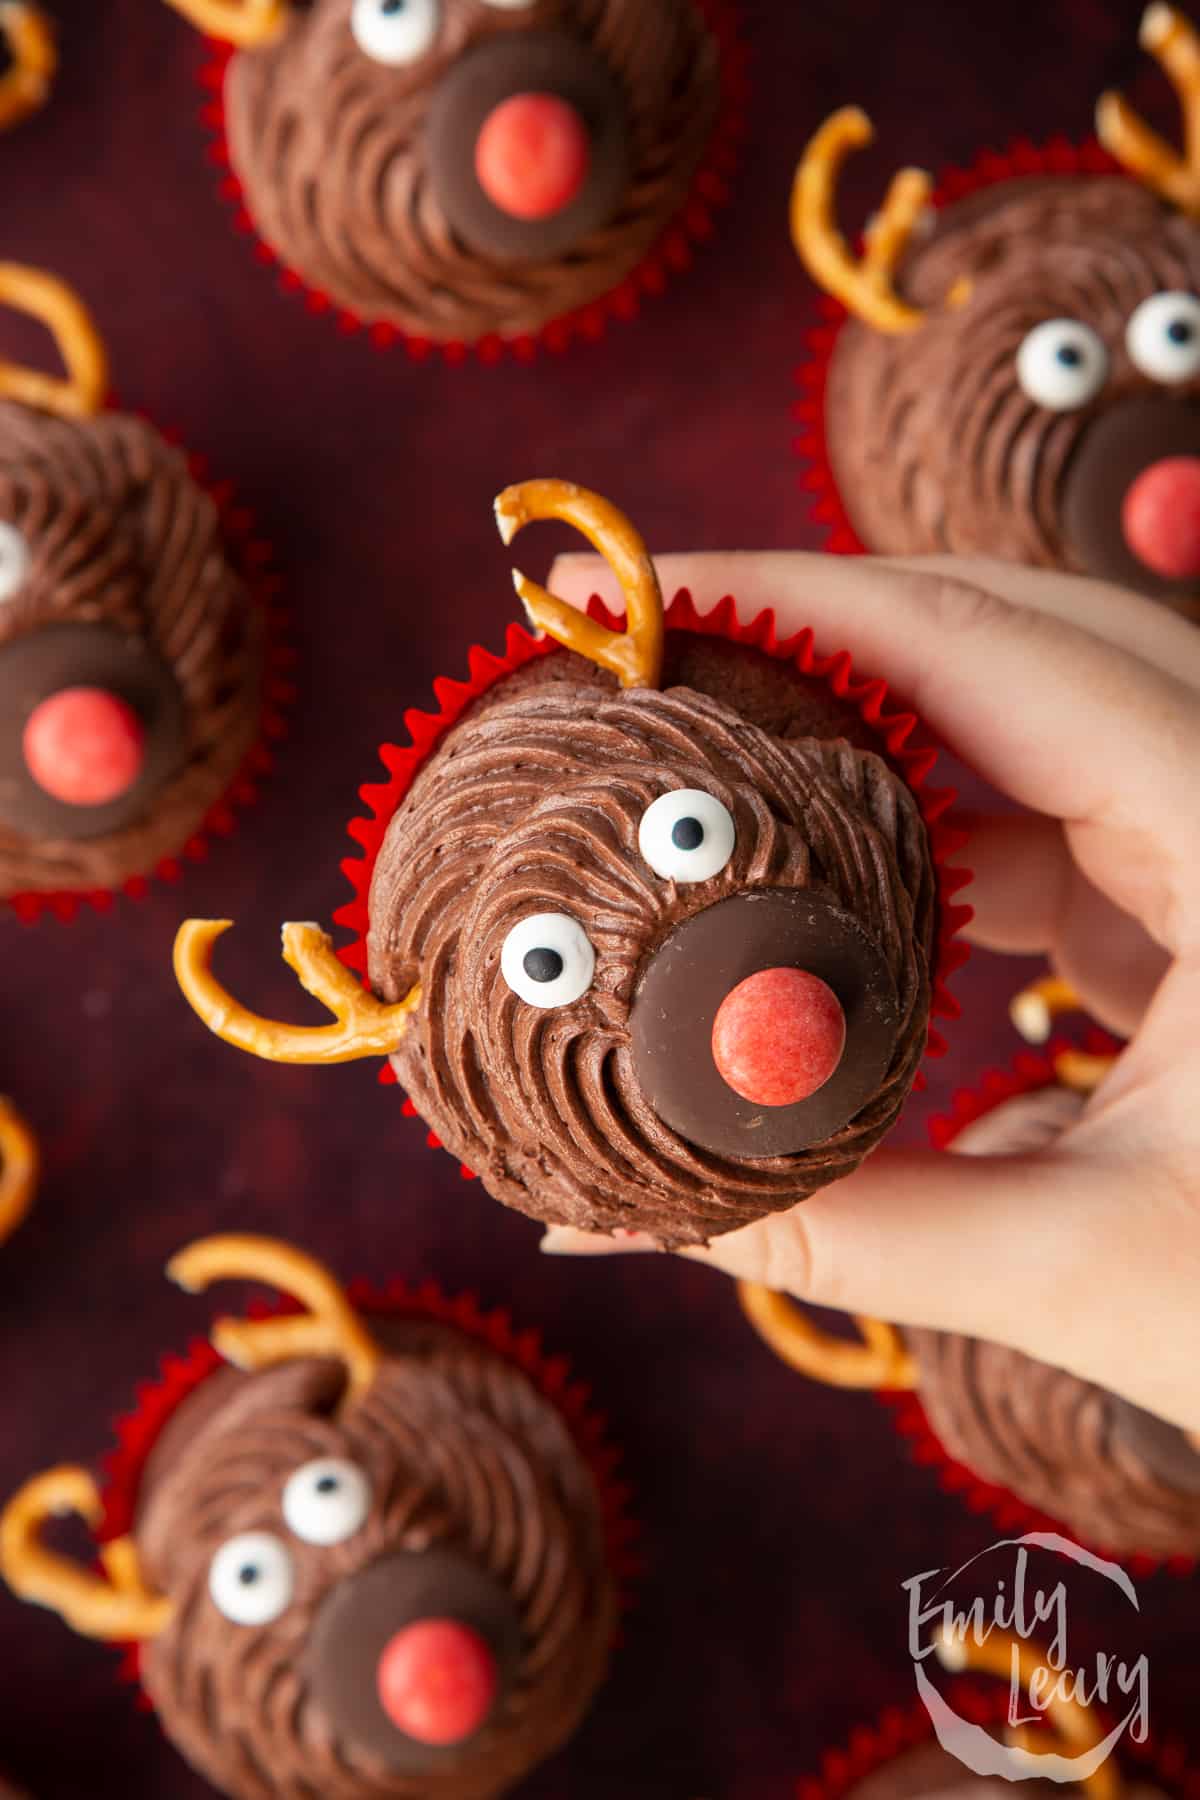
[542,1142,1107,1355]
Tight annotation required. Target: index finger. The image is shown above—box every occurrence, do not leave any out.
[542,551,1200,951]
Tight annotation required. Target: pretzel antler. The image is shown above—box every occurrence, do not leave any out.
[936,1629,1123,1800]
[168,1234,381,1404]
[0,2,55,131]
[0,1467,172,1643]
[0,1098,37,1247]
[0,264,108,419]
[792,107,968,335]
[174,920,420,1065]
[738,1284,917,1390]
[495,479,664,690]
[1098,5,1200,215]
[161,0,289,48]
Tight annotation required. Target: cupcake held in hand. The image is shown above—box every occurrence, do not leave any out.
[793,4,1200,615]
[0,1235,623,1800]
[174,480,965,1247]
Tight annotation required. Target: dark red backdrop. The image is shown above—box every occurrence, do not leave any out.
[2,2,1194,1795]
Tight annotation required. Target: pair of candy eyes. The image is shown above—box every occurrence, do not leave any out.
[352,0,531,67]
[208,1457,372,1626]
[501,788,735,1009]
[1017,292,1200,411]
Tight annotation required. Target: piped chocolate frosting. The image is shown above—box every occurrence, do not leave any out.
[134,1318,615,1800]
[222,0,721,341]
[368,634,935,1247]
[908,1088,1200,1559]
[825,176,1200,613]
[0,401,263,896]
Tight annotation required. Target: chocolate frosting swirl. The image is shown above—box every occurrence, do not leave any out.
[908,1089,1200,1558]
[135,1319,614,1800]
[223,0,720,340]
[368,637,935,1246]
[0,401,263,895]
[825,177,1200,611]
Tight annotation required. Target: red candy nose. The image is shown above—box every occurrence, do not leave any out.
[377,1619,498,1747]
[711,967,846,1108]
[23,686,145,806]
[474,91,591,220]
[1122,455,1200,580]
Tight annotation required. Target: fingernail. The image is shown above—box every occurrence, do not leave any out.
[539,1226,658,1255]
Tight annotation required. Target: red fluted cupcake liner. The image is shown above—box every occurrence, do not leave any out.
[7,425,293,925]
[97,1279,639,1697]
[792,136,1124,552]
[879,1030,1200,1580]
[191,0,748,364]
[334,587,972,1178]
[796,1682,1194,1800]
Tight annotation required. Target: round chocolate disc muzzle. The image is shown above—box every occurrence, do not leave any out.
[629,889,901,1160]
[307,1548,523,1772]
[426,32,631,264]
[1061,392,1200,612]
[1109,1396,1200,1497]
[0,622,186,841]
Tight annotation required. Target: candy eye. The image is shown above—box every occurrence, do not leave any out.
[1126,292,1200,384]
[0,523,31,604]
[1016,319,1108,411]
[351,0,438,64]
[500,912,595,1008]
[208,1532,295,1626]
[282,1458,371,1547]
[638,789,736,883]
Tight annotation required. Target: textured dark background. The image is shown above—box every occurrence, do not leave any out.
[1,1,1195,1794]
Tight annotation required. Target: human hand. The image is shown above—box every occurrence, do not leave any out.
[537,550,1200,1434]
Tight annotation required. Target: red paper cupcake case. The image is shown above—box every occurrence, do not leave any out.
[6,429,293,926]
[796,1682,1194,1800]
[335,588,973,1180]
[880,1030,1197,1580]
[792,136,1125,552]
[98,1280,639,1697]
[193,0,748,364]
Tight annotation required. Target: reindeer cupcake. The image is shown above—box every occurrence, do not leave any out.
[172,481,967,1247]
[0,4,54,132]
[0,1235,625,1799]
[742,1048,1200,1567]
[793,4,1200,615]
[0,263,281,918]
[163,0,740,349]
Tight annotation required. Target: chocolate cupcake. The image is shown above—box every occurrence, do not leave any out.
[0,1096,36,1247]
[0,1235,627,1799]
[0,264,283,920]
[163,0,743,353]
[0,3,54,132]
[174,481,967,1247]
[792,5,1200,614]
[801,1640,1165,1800]
[742,1050,1200,1568]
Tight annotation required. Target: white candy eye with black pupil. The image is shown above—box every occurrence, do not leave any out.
[351,0,438,65]
[208,1531,294,1626]
[0,523,31,604]
[1126,292,1200,383]
[282,1458,371,1547]
[638,789,736,883]
[501,912,595,1008]
[1015,319,1108,411]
